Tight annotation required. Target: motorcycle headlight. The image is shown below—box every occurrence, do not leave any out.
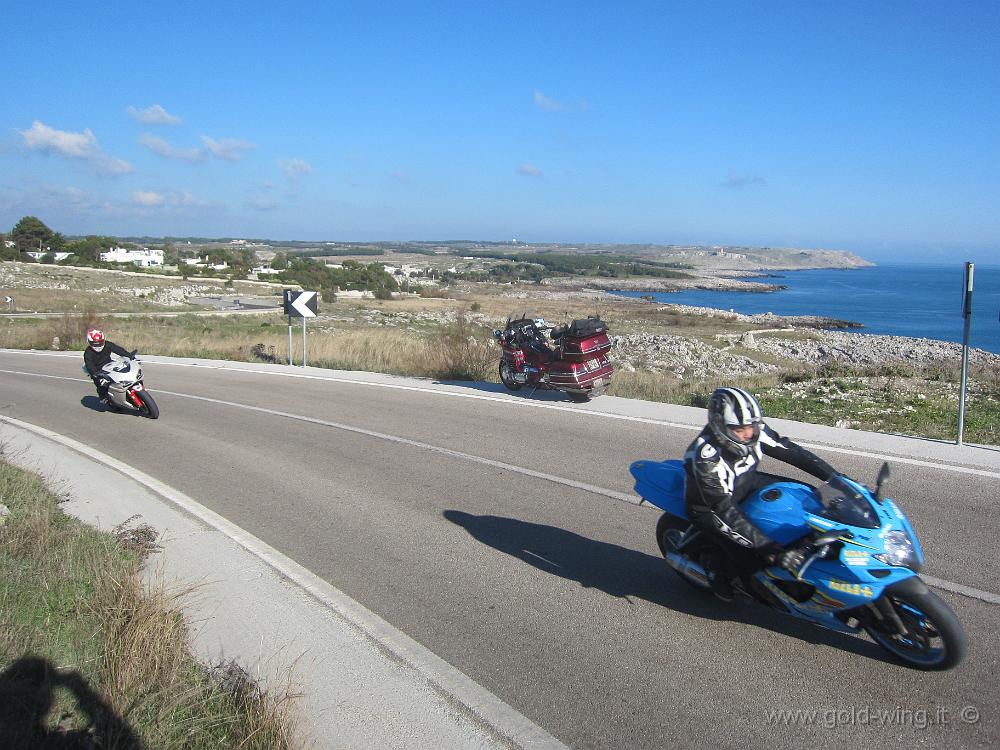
[874,531,919,570]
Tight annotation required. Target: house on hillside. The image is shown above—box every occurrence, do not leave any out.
[100,246,164,267]
[251,266,281,276]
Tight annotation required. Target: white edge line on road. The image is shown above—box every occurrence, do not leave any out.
[0,413,569,750]
[4,356,1000,607]
[6,349,1000,481]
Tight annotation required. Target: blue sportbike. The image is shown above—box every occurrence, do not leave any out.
[630,459,966,670]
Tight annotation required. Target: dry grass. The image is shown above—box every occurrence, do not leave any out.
[0,458,300,749]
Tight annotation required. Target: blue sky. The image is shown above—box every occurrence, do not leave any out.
[2,1,998,262]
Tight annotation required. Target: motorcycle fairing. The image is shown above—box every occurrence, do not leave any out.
[630,460,686,517]
[631,458,920,629]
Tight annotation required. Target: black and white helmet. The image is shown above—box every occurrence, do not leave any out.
[707,387,763,458]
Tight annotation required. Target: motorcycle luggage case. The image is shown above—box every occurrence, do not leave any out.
[546,357,613,389]
[560,331,612,362]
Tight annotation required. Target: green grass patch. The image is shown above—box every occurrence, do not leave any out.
[0,459,299,749]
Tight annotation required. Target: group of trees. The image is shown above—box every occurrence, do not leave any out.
[1,216,125,264]
[462,251,693,280]
[2,216,65,260]
[276,257,398,301]
[1,217,400,300]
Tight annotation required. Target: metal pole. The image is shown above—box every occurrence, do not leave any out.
[957,262,974,446]
[288,315,293,366]
[302,317,307,367]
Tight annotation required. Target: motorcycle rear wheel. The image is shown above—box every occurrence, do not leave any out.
[499,361,522,391]
[865,584,966,670]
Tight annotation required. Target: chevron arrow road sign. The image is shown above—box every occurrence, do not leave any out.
[283,290,318,318]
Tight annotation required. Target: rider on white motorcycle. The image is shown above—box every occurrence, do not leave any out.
[83,327,133,403]
[684,386,839,601]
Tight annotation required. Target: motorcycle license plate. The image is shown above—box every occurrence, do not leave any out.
[587,358,599,369]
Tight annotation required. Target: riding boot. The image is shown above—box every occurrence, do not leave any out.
[699,549,734,602]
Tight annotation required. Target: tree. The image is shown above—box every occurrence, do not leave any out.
[270,252,288,270]
[162,243,180,266]
[65,235,115,263]
[11,216,55,254]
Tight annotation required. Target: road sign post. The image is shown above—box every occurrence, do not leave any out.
[957,262,974,446]
[282,289,318,366]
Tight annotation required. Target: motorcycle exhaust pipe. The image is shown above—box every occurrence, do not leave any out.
[663,551,710,587]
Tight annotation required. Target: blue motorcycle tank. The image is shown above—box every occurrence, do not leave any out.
[742,482,824,546]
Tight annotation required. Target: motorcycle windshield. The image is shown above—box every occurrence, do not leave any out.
[815,478,881,529]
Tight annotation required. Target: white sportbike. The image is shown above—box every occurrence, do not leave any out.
[87,353,160,419]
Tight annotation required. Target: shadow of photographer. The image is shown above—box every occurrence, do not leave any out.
[443,510,891,663]
[0,656,146,749]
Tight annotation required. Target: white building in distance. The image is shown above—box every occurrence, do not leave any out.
[101,247,164,267]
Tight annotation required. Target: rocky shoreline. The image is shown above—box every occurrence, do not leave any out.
[491,281,999,379]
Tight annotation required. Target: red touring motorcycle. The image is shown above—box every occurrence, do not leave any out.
[493,315,614,401]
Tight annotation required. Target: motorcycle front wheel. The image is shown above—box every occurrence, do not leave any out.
[865,581,967,670]
[133,390,160,420]
[499,361,522,391]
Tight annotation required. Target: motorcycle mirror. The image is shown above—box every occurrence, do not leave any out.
[874,462,891,502]
[493,329,502,339]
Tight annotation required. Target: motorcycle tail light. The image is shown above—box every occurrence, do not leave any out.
[513,350,526,366]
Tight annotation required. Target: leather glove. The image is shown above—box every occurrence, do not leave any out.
[776,546,807,575]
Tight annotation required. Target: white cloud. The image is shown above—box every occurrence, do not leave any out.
[132,189,211,209]
[127,104,182,125]
[133,190,166,207]
[18,120,132,175]
[533,90,564,112]
[517,163,544,178]
[201,135,256,161]
[533,89,589,113]
[139,133,205,163]
[279,158,313,178]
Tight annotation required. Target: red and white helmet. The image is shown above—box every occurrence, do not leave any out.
[86,327,105,350]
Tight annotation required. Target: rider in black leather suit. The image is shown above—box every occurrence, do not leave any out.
[83,327,132,402]
[684,386,838,600]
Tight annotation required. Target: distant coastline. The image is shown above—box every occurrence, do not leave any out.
[606,263,1000,355]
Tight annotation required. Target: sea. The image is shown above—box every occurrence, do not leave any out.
[611,263,1000,355]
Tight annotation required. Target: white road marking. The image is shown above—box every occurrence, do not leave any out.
[0,413,569,750]
[6,350,1000,480]
[3,356,1000,607]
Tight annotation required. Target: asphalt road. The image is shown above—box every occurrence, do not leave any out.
[1,350,997,749]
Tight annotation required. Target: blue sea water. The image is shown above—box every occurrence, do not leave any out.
[612,263,1000,355]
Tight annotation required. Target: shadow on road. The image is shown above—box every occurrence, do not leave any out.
[80,395,110,413]
[80,395,145,417]
[0,656,147,749]
[433,379,584,403]
[443,509,894,664]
